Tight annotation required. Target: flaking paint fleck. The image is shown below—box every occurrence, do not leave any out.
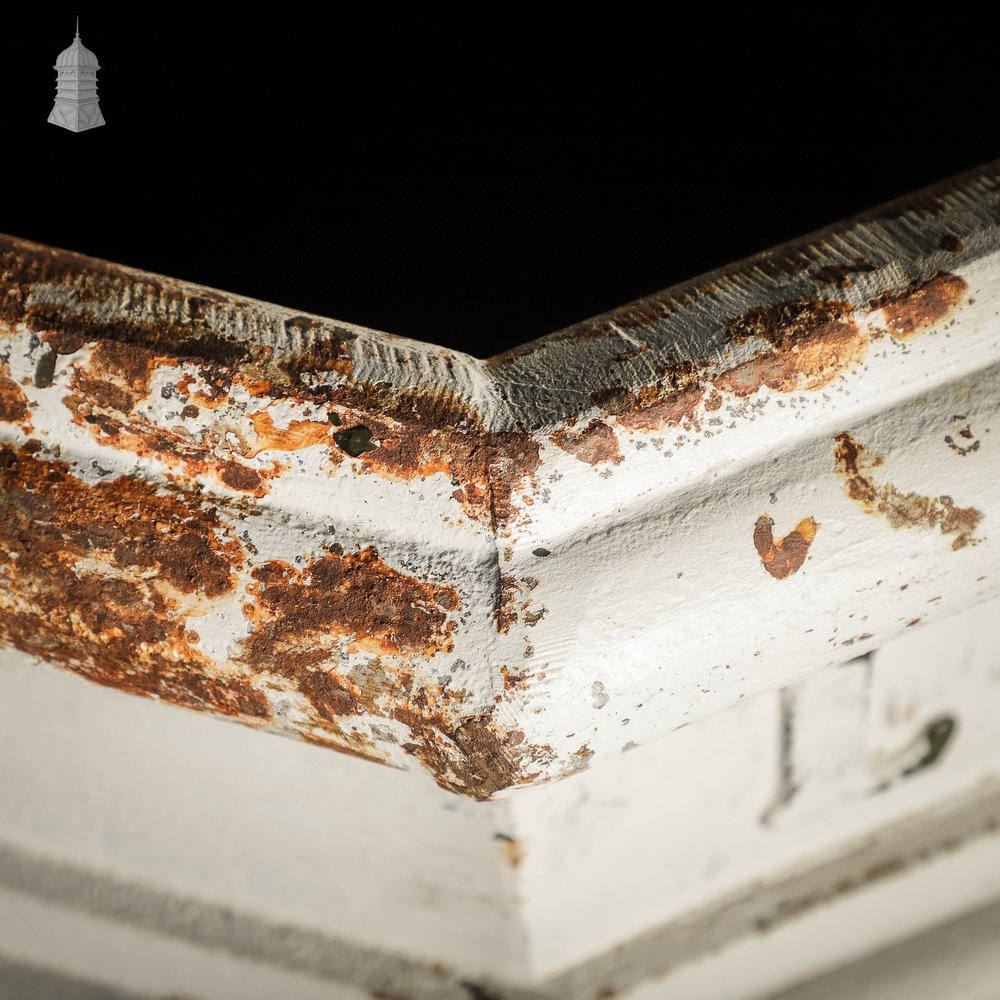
[551,419,622,465]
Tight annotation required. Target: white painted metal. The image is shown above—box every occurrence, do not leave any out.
[3,165,1000,996]
[1,167,999,792]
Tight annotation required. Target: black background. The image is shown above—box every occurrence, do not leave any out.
[3,11,997,358]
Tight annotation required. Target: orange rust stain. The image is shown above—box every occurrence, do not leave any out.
[551,419,622,465]
[0,375,28,423]
[754,515,819,579]
[594,275,967,431]
[177,371,231,410]
[247,381,540,532]
[289,659,550,798]
[0,444,267,720]
[41,329,89,355]
[834,433,983,550]
[246,408,339,456]
[870,272,967,338]
[279,331,353,381]
[63,392,286,500]
[71,340,174,413]
[718,300,867,395]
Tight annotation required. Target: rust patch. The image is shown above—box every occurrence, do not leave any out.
[394,707,525,800]
[218,459,263,493]
[240,546,460,670]
[592,276,968,431]
[939,234,964,253]
[246,408,339,456]
[870,271,967,338]
[266,380,541,533]
[719,299,866,395]
[64,352,292,499]
[0,444,267,720]
[500,666,530,692]
[834,433,983,550]
[0,374,28,423]
[241,377,541,530]
[228,548,544,789]
[754,515,819,579]
[551,419,622,466]
[602,382,707,433]
[55,337,540,523]
[0,240,546,528]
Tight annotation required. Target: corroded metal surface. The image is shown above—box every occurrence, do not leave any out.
[2,161,1000,797]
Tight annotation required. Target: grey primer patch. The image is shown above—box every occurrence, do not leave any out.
[34,350,57,388]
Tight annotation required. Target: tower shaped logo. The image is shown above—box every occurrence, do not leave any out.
[48,18,106,132]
